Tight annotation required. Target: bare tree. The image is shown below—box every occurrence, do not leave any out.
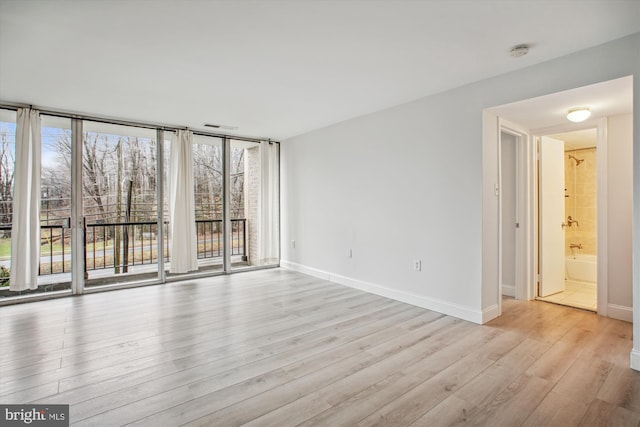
[229,148,244,219]
[46,130,116,222]
[192,143,223,219]
[0,130,14,225]
[83,132,118,221]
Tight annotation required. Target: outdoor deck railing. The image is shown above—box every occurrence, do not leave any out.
[195,218,246,258]
[41,222,71,274]
[0,218,247,276]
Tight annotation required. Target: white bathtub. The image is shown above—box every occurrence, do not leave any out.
[566,254,597,283]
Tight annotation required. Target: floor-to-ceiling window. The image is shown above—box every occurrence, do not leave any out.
[230,139,279,271]
[164,133,231,277]
[39,115,73,292]
[82,121,161,287]
[0,109,16,298]
[0,111,76,299]
[0,106,279,302]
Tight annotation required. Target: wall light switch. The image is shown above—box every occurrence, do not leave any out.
[348,249,353,258]
[291,240,296,248]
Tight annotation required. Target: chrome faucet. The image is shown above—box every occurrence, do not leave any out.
[569,243,582,249]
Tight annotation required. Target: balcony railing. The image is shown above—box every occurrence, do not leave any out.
[195,218,246,259]
[41,222,72,274]
[0,218,247,277]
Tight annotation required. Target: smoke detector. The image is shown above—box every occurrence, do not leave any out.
[510,44,529,58]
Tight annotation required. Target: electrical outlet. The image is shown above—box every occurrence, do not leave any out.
[413,259,421,272]
[291,240,295,249]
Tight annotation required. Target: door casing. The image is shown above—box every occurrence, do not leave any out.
[496,118,608,316]
[497,118,535,316]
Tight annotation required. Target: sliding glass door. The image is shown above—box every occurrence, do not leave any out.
[164,134,226,276]
[230,139,279,270]
[0,109,17,298]
[0,112,75,299]
[39,115,73,292]
[164,136,279,276]
[82,121,161,287]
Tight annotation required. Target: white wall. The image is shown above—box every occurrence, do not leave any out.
[281,33,640,326]
[608,113,633,318]
[281,92,485,321]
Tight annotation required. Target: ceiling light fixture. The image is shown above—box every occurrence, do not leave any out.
[566,107,591,123]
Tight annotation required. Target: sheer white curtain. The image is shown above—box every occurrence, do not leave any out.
[10,108,41,291]
[256,141,279,265]
[169,130,198,273]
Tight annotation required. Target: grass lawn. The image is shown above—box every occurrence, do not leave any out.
[0,238,116,260]
[0,238,10,259]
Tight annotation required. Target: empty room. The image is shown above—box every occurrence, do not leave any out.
[1,0,640,425]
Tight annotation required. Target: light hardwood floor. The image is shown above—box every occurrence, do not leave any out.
[1,268,639,426]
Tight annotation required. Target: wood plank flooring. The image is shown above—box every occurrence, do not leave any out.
[1,268,639,426]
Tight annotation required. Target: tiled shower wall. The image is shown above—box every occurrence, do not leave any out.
[564,147,597,255]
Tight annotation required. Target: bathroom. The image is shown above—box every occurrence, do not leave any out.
[538,128,597,311]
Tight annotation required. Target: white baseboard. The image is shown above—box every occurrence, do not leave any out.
[631,349,640,371]
[482,304,500,323]
[280,260,331,281]
[607,303,633,322]
[281,260,485,324]
[502,284,515,297]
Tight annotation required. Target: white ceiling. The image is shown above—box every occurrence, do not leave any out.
[551,129,598,150]
[1,0,639,140]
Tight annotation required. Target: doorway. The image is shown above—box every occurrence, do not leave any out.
[498,119,534,307]
[483,76,632,325]
[492,114,609,318]
[537,129,598,311]
[500,131,518,298]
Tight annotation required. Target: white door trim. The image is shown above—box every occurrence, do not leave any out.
[499,119,534,306]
